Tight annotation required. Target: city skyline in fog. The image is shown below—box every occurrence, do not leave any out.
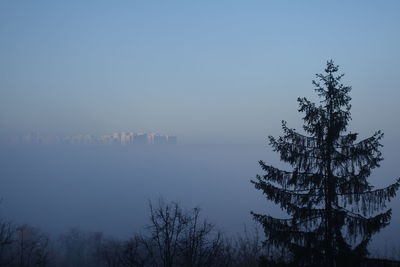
[14,131,178,145]
[1,1,400,144]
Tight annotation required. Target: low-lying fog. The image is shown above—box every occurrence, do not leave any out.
[0,143,399,252]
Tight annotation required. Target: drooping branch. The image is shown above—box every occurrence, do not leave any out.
[335,132,358,147]
[252,213,323,245]
[297,97,328,138]
[258,161,324,189]
[337,178,400,215]
[334,131,384,169]
[251,179,324,212]
[269,134,324,172]
[342,208,392,238]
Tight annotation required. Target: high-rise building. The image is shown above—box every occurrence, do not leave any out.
[133,133,148,145]
[167,136,177,145]
[153,134,168,145]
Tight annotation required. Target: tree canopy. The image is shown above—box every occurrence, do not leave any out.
[252,60,400,267]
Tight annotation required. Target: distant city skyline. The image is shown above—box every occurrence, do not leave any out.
[12,131,178,145]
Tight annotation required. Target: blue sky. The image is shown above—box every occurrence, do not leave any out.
[1,1,399,144]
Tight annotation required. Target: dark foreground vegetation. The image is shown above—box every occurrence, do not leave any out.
[1,199,400,267]
[0,199,266,267]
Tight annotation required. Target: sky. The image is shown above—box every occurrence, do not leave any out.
[0,1,399,144]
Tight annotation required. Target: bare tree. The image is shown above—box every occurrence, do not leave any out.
[58,228,103,267]
[15,225,49,267]
[98,235,150,267]
[0,220,15,266]
[209,226,263,267]
[213,238,237,267]
[145,199,188,267]
[99,238,123,267]
[234,225,263,267]
[120,235,147,267]
[178,207,223,267]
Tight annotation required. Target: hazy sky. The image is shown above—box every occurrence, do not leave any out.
[1,1,399,144]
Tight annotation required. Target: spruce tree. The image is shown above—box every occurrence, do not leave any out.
[252,60,400,266]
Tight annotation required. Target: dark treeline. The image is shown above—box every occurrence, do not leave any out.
[0,199,265,267]
[2,200,399,267]
[2,199,399,267]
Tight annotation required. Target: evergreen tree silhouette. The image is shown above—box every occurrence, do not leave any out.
[252,60,400,267]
